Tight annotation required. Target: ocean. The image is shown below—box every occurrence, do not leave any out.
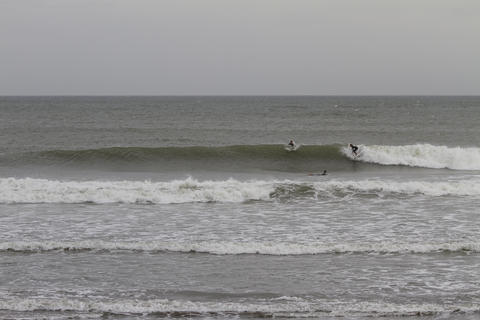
[1,96,479,319]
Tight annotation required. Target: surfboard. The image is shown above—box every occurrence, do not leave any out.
[352,149,363,159]
[285,144,300,152]
[348,145,362,159]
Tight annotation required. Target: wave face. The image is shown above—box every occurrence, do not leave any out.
[6,144,349,172]
[1,177,479,204]
[348,144,480,170]
[4,143,479,172]
[2,239,479,255]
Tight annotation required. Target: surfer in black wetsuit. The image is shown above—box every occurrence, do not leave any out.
[349,144,359,156]
[288,140,296,148]
[308,170,327,176]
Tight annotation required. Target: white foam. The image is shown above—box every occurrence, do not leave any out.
[0,177,273,204]
[344,144,480,170]
[316,179,480,196]
[0,177,479,204]
[2,239,479,254]
[330,301,480,317]
[0,297,478,317]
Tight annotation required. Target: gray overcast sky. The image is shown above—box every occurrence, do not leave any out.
[0,0,479,95]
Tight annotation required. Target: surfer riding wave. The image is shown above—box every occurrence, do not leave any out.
[349,143,359,156]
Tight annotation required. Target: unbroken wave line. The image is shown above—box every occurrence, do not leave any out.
[1,240,479,255]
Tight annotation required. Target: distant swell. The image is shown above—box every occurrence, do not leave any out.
[1,240,479,255]
[0,177,479,204]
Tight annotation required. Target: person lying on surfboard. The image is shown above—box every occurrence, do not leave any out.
[308,170,327,176]
[349,144,359,156]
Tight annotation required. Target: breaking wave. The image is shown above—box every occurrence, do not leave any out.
[0,296,479,317]
[1,239,479,255]
[4,143,479,172]
[347,143,480,170]
[1,177,479,204]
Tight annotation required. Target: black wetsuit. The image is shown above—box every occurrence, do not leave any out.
[351,145,358,154]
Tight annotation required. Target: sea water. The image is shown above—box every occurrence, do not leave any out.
[0,96,479,319]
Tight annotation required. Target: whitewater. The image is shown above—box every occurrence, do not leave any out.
[2,296,480,318]
[347,143,480,170]
[2,239,480,255]
[1,175,480,204]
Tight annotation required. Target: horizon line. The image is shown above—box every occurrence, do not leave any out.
[1,94,479,97]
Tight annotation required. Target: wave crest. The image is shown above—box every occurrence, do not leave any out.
[4,144,480,171]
